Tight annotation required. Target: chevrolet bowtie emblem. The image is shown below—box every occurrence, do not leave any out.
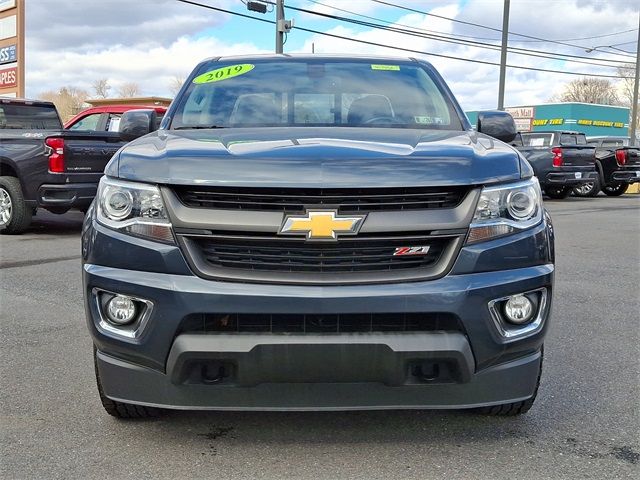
[279,210,366,240]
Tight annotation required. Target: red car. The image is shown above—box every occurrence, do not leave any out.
[64,105,168,131]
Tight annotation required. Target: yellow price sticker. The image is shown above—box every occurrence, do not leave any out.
[371,64,400,71]
[193,64,255,84]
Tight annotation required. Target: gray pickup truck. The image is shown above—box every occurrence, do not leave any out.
[82,54,554,418]
[511,131,597,199]
[0,98,128,233]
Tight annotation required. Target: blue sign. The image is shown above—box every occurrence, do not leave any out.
[0,44,16,65]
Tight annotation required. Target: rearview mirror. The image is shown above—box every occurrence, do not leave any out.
[476,111,517,143]
[119,109,158,142]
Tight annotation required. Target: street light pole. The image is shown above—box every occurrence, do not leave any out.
[497,0,510,110]
[275,0,285,54]
[629,12,640,146]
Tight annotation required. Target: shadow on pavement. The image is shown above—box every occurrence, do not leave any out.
[23,210,86,236]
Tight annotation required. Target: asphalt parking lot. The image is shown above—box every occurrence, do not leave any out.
[1,195,639,480]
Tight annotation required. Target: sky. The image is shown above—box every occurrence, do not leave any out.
[24,0,640,111]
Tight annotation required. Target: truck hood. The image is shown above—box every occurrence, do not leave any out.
[111,127,522,187]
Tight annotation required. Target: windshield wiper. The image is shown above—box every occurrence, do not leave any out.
[173,125,226,130]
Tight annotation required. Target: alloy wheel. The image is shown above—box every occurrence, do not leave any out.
[0,187,12,226]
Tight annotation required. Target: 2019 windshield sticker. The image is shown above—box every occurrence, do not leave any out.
[193,64,255,84]
[371,64,400,71]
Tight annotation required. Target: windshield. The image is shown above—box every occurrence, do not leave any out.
[170,60,463,130]
[0,104,62,129]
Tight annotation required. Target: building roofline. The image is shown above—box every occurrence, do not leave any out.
[506,102,630,110]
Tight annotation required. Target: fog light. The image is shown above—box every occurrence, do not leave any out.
[503,294,534,324]
[106,295,137,325]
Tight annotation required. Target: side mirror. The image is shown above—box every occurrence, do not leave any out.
[477,111,517,143]
[119,109,158,142]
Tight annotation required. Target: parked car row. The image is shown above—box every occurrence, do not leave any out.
[0,98,166,233]
[509,131,639,199]
[572,136,640,198]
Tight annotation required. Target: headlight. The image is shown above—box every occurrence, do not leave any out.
[96,177,174,244]
[467,177,543,244]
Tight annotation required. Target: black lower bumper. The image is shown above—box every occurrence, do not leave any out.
[545,170,598,186]
[611,169,640,184]
[38,183,97,209]
[96,346,542,411]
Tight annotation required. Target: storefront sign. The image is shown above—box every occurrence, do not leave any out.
[0,66,17,88]
[531,118,565,127]
[0,44,16,65]
[0,0,16,13]
[514,118,532,131]
[576,119,624,128]
[506,106,535,118]
[0,15,16,40]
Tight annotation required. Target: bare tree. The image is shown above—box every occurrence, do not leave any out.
[616,63,635,107]
[39,86,89,121]
[552,77,619,105]
[92,78,111,99]
[117,82,141,98]
[168,76,185,96]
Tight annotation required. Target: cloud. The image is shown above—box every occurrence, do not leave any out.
[25,0,259,97]
[292,0,637,110]
[27,35,269,98]
[23,0,637,110]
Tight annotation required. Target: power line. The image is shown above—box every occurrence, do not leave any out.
[177,0,623,78]
[369,0,637,58]
[281,3,633,69]
[177,0,274,24]
[304,0,637,44]
[292,24,622,78]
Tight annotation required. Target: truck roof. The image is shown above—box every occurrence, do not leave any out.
[0,97,56,108]
[215,53,419,62]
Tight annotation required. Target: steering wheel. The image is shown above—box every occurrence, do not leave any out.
[364,116,397,125]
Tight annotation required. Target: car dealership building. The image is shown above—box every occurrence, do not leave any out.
[466,102,630,137]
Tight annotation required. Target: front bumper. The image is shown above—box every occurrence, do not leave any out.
[83,211,554,410]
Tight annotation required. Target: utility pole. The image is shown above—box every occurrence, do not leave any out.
[630,11,640,146]
[497,0,510,110]
[276,0,285,54]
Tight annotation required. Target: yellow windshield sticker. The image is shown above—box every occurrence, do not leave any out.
[371,64,400,71]
[193,64,255,84]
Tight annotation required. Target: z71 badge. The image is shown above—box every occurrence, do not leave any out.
[393,246,431,256]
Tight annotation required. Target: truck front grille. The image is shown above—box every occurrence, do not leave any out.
[173,185,467,212]
[183,233,451,274]
[179,312,463,334]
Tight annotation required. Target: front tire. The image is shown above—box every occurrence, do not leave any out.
[572,179,600,197]
[602,183,628,196]
[544,186,572,199]
[0,176,32,234]
[475,348,543,416]
[94,347,162,419]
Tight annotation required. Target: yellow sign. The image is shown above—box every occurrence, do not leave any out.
[532,118,563,126]
[279,211,366,240]
[371,64,400,71]
[193,64,255,84]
